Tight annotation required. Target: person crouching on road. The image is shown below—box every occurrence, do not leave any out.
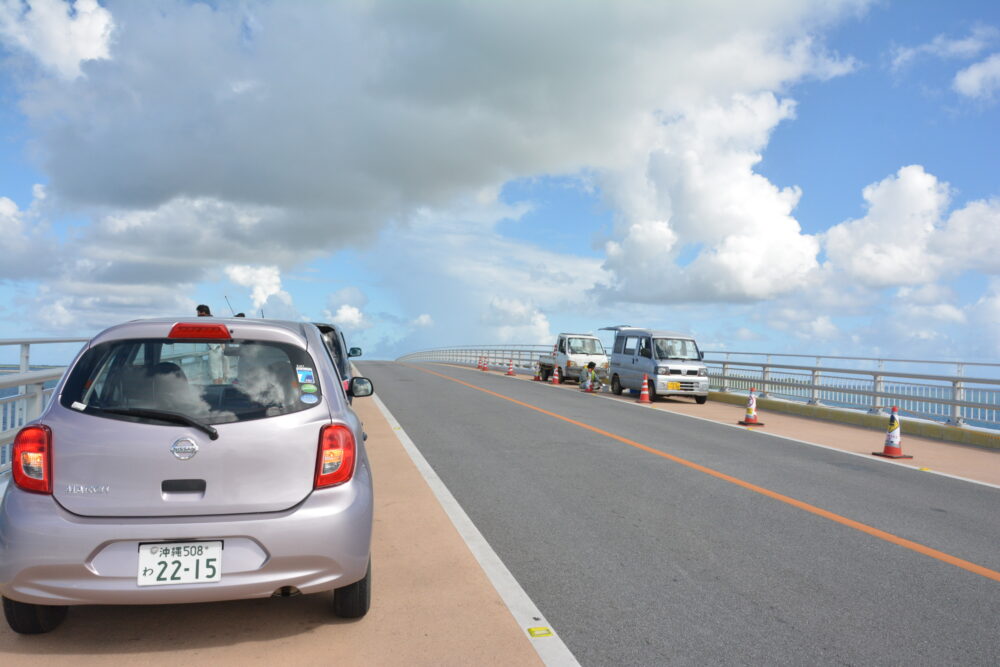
[580,361,602,392]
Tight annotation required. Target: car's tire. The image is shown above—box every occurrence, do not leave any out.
[540,367,551,381]
[2,596,67,634]
[611,375,623,395]
[695,396,708,405]
[647,378,658,402]
[333,559,371,619]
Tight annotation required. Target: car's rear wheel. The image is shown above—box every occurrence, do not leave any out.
[540,367,551,381]
[611,375,623,395]
[2,596,67,634]
[333,559,371,619]
[695,396,708,404]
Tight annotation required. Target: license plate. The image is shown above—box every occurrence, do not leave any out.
[138,541,222,586]
[667,381,681,390]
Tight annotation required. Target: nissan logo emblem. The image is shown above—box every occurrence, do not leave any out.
[171,438,199,461]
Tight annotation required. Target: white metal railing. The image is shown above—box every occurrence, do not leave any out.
[703,351,1000,428]
[398,345,1000,430]
[0,338,88,467]
[397,344,552,371]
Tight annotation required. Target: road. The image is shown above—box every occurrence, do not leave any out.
[360,361,1000,666]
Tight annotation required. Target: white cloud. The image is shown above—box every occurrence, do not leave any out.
[328,304,370,331]
[938,198,1000,271]
[823,165,950,287]
[890,24,1000,71]
[0,0,113,79]
[598,92,820,303]
[481,297,551,344]
[225,265,291,309]
[0,192,57,280]
[954,53,1000,100]
[328,287,367,309]
[411,313,433,328]
[2,1,875,336]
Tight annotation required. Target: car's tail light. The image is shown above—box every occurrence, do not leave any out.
[315,424,356,488]
[168,323,231,339]
[13,425,53,494]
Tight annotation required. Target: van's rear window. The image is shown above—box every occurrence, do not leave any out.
[61,339,321,425]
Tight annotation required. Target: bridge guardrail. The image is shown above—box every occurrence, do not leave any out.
[1,338,88,469]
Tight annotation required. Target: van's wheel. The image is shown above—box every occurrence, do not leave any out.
[611,375,623,395]
[695,396,708,404]
[2,596,67,634]
[540,367,551,381]
[333,559,371,619]
[647,379,658,402]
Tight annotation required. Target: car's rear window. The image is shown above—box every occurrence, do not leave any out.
[61,338,322,425]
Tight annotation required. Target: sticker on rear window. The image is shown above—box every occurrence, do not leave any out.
[300,383,317,394]
[71,401,87,411]
[296,366,315,384]
[300,394,319,405]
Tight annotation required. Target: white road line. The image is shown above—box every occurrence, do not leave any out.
[372,394,580,667]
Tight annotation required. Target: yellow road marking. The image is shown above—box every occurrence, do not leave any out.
[406,364,1000,585]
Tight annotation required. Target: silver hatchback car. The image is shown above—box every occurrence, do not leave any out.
[0,318,375,634]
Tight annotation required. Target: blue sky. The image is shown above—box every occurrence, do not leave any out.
[1,0,999,364]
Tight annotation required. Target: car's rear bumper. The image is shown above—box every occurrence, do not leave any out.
[0,465,373,606]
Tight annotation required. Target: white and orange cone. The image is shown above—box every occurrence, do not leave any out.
[481,356,489,372]
[873,407,912,459]
[637,373,652,404]
[505,359,516,376]
[738,388,765,427]
[550,366,561,385]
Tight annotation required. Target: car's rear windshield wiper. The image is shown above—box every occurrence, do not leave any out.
[91,406,219,440]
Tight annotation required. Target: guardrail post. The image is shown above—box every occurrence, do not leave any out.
[869,373,886,414]
[720,361,730,392]
[759,356,771,398]
[809,368,821,405]
[950,364,966,426]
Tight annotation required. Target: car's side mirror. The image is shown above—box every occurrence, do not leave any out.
[348,347,362,358]
[349,377,374,398]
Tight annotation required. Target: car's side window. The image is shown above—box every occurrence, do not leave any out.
[623,336,638,355]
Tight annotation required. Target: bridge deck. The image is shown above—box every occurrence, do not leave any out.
[0,364,995,664]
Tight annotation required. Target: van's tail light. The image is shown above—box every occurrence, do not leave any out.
[315,424,356,488]
[13,425,53,494]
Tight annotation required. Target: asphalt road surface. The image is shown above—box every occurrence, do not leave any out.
[359,361,1000,666]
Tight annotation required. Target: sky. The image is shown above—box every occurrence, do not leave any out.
[1,0,999,364]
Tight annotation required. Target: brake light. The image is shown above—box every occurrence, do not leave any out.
[13,425,52,494]
[315,424,356,488]
[168,323,231,339]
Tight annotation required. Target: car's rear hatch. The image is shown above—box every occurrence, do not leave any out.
[47,407,330,517]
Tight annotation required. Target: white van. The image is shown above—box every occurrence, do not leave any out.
[604,326,709,403]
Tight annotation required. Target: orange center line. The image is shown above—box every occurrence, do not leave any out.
[406,363,1000,584]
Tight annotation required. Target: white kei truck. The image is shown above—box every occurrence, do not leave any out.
[536,333,610,383]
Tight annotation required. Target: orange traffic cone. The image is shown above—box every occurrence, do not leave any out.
[532,364,542,381]
[550,366,561,385]
[873,407,912,459]
[738,388,765,426]
[505,359,516,376]
[481,357,489,372]
[637,374,651,404]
